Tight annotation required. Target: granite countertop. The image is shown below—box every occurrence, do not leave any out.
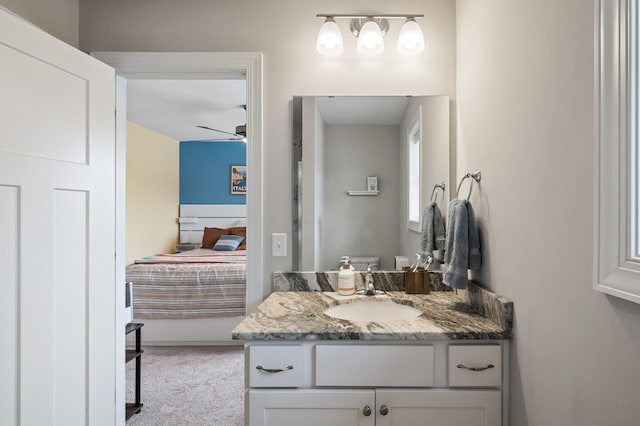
[232,290,512,341]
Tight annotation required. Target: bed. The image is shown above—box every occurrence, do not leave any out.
[125,204,247,344]
[126,249,246,319]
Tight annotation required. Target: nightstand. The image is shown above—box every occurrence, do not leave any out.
[125,322,144,420]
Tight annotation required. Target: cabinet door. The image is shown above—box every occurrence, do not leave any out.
[376,389,501,426]
[249,389,375,426]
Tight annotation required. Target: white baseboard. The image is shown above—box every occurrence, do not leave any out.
[126,316,245,345]
[131,340,244,347]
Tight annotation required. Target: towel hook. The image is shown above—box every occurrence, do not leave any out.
[456,170,482,200]
[430,182,446,202]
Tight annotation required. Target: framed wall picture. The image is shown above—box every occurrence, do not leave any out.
[231,165,247,194]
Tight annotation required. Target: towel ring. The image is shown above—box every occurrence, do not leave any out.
[430,182,446,202]
[456,170,482,200]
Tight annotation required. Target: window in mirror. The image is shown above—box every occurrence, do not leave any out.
[634,137,640,256]
[595,0,640,303]
[634,77,640,257]
[407,108,421,232]
[633,0,640,258]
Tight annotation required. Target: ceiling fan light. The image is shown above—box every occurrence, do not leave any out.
[357,19,384,56]
[317,17,344,56]
[397,17,425,56]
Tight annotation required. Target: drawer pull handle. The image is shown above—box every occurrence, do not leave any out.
[255,365,294,373]
[379,405,389,416]
[457,363,495,372]
[362,406,372,416]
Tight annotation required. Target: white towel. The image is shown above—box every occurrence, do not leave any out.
[419,201,445,261]
[443,199,481,289]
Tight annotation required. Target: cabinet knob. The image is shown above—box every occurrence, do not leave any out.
[362,405,372,416]
[380,405,389,416]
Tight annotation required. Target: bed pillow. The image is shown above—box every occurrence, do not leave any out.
[229,226,247,250]
[201,227,226,249]
[212,235,245,251]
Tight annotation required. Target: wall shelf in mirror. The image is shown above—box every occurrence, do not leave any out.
[347,190,379,196]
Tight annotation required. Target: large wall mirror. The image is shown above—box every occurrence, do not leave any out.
[292,96,450,271]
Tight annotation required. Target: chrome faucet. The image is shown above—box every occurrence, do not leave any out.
[364,264,376,295]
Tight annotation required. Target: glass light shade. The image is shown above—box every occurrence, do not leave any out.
[357,20,384,56]
[316,18,344,56]
[397,18,425,56]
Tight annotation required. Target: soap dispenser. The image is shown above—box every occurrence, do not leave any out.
[338,256,355,295]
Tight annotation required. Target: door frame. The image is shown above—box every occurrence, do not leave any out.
[92,51,263,424]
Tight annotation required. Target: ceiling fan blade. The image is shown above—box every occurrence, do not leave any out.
[196,125,243,138]
[184,137,244,142]
[196,105,247,139]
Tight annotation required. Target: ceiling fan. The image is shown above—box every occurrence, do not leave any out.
[196,104,247,141]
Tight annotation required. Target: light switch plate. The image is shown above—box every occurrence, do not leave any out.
[272,233,287,257]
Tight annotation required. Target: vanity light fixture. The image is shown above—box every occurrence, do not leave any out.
[397,17,425,56]
[316,17,344,56]
[316,14,425,57]
[354,18,386,56]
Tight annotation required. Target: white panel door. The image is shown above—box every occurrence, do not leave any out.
[376,389,501,426]
[0,8,116,426]
[249,389,375,426]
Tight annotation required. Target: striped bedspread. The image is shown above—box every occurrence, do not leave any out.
[134,249,246,264]
[126,249,246,319]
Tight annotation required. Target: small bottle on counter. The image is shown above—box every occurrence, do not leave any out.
[338,256,355,295]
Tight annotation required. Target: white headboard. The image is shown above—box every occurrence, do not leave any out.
[179,204,247,244]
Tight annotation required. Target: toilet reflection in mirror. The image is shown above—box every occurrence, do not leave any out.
[292,96,450,271]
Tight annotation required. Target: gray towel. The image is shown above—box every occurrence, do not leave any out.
[466,200,481,269]
[443,199,481,289]
[419,202,446,260]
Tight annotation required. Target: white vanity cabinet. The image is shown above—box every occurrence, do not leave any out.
[245,341,508,426]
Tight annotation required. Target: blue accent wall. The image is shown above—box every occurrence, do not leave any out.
[180,141,246,204]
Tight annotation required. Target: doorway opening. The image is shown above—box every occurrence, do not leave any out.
[125,77,248,342]
[92,52,263,424]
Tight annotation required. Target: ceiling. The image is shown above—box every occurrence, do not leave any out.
[316,96,411,125]
[126,84,412,142]
[126,79,247,142]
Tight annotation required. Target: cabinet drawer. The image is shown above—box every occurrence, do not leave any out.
[315,345,433,387]
[448,345,502,387]
[249,345,302,388]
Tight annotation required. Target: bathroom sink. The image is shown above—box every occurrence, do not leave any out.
[324,300,423,323]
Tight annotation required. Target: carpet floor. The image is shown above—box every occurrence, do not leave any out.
[126,345,244,426]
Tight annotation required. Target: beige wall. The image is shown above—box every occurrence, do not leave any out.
[126,121,179,264]
[456,0,640,424]
[79,0,457,284]
[0,0,78,47]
